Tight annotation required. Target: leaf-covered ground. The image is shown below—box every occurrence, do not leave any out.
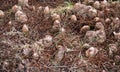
[0,0,120,72]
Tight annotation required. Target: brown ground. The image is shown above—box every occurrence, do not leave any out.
[0,0,120,72]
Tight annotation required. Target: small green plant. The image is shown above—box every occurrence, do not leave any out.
[50,1,73,14]
[7,9,13,14]
[64,1,73,7]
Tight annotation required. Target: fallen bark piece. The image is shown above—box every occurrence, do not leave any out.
[18,0,28,7]
[96,30,106,43]
[53,20,61,29]
[85,30,106,43]
[86,47,98,57]
[71,15,77,22]
[12,5,22,13]
[113,32,120,41]
[15,10,28,23]
[55,45,66,63]
[95,22,104,30]
[22,24,29,33]
[51,13,61,21]
[85,31,97,43]
[43,35,53,47]
[108,44,117,57]
[93,1,100,9]
[80,25,90,33]
[44,6,50,14]
[0,10,5,18]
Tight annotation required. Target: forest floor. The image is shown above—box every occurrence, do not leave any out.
[0,0,120,72]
